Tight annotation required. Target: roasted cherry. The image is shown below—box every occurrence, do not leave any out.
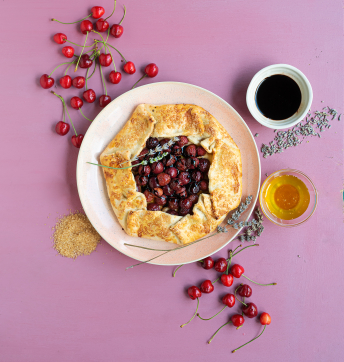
[179,171,191,185]
[162,184,174,196]
[138,148,149,159]
[191,170,203,182]
[242,303,258,318]
[155,195,167,206]
[159,138,171,152]
[148,177,159,189]
[146,137,159,149]
[179,198,192,209]
[177,136,188,147]
[153,188,163,197]
[138,164,151,176]
[136,176,148,186]
[231,314,245,327]
[188,194,199,204]
[175,158,187,171]
[167,210,178,215]
[188,286,202,300]
[144,190,154,203]
[186,157,199,170]
[201,256,214,270]
[198,158,211,173]
[168,198,179,211]
[222,294,236,308]
[157,173,171,186]
[238,284,252,298]
[179,207,191,216]
[147,203,160,211]
[214,258,227,272]
[170,178,183,192]
[177,189,188,198]
[151,161,164,174]
[200,280,214,294]
[196,146,207,156]
[172,145,182,156]
[166,167,178,178]
[221,274,234,287]
[165,154,176,166]
[199,180,209,192]
[188,182,200,194]
[184,144,197,157]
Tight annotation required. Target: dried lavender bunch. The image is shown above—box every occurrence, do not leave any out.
[227,195,253,225]
[237,208,264,243]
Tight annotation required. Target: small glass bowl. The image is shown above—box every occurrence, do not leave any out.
[259,169,318,227]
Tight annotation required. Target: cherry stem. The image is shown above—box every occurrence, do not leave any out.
[51,14,92,25]
[225,244,259,263]
[74,31,89,72]
[104,0,117,21]
[225,249,233,274]
[180,298,199,328]
[119,5,126,25]
[208,321,231,344]
[197,306,227,321]
[86,61,98,81]
[234,284,247,306]
[99,64,107,95]
[51,92,77,136]
[64,61,76,75]
[79,108,93,122]
[132,74,147,89]
[232,325,267,353]
[173,264,184,277]
[242,274,277,286]
[48,61,74,77]
[99,42,127,62]
[65,39,93,48]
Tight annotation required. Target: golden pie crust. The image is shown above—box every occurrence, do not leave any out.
[100,104,242,245]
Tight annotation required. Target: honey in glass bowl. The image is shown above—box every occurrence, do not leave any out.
[263,175,310,220]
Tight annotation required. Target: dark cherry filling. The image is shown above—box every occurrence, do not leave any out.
[135,136,210,216]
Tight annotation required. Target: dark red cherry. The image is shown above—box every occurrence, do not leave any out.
[123,61,136,74]
[62,46,74,58]
[99,53,112,67]
[147,203,160,211]
[95,18,109,32]
[153,188,163,197]
[148,177,159,189]
[55,121,70,136]
[167,210,178,216]
[198,158,211,173]
[179,198,192,209]
[72,76,85,88]
[186,157,199,170]
[83,89,96,103]
[40,74,54,89]
[165,154,176,166]
[179,207,191,216]
[157,173,171,186]
[196,146,207,156]
[188,194,199,204]
[175,159,187,172]
[170,178,183,192]
[138,176,148,186]
[138,148,149,159]
[171,145,182,156]
[184,144,197,157]
[99,94,111,107]
[155,195,167,206]
[188,182,199,194]
[146,137,159,149]
[80,20,93,34]
[177,189,188,198]
[242,303,258,318]
[238,284,252,298]
[70,96,83,109]
[191,170,202,182]
[144,190,154,203]
[53,33,67,44]
[109,71,122,84]
[222,294,236,308]
[200,280,214,294]
[166,167,178,178]
[178,172,191,185]
[59,75,72,88]
[231,314,245,327]
[199,180,209,192]
[177,136,188,147]
[231,264,245,278]
[168,198,179,211]
[71,134,84,148]
[79,54,93,68]
[159,138,171,153]
[214,258,227,273]
[162,184,174,196]
[188,286,202,300]
[145,63,159,77]
[151,162,164,174]
[201,257,214,270]
[110,24,124,38]
[221,274,234,287]
[138,165,151,176]
[91,6,105,19]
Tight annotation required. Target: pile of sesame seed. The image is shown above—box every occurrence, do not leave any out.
[261,107,341,158]
[52,212,101,258]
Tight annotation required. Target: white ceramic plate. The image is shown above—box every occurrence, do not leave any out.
[77,82,261,266]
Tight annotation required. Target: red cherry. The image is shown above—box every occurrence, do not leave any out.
[242,303,258,318]
[62,46,74,58]
[71,134,84,148]
[123,61,136,74]
[238,284,252,298]
[200,280,214,294]
[221,274,234,287]
[72,76,85,89]
[59,75,72,89]
[53,33,67,44]
[231,314,245,327]
[231,264,245,278]
[110,24,123,38]
[260,312,271,325]
[95,18,109,32]
[201,257,214,270]
[83,89,96,103]
[222,294,235,308]
[91,6,105,19]
[79,54,93,69]
[99,53,112,67]
[40,74,54,89]
[145,63,159,77]
[70,96,83,109]
[109,71,122,84]
[55,121,70,136]
[214,258,227,273]
[80,20,93,34]
[99,95,111,107]
[187,286,202,300]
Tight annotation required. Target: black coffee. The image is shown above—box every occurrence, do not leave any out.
[255,75,301,120]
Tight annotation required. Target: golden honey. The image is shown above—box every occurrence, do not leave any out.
[264,175,310,220]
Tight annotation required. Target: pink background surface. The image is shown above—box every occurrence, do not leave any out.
[0,0,343,361]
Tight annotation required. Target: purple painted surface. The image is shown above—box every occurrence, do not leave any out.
[0,0,343,361]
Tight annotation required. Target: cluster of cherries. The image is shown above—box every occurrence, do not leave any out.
[133,136,211,216]
[183,251,274,353]
[39,2,159,148]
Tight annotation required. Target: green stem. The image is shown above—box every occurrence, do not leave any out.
[65,39,93,48]
[49,62,74,77]
[226,244,259,263]
[104,0,117,21]
[51,14,92,25]
[99,64,107,95]
[64,60,76,75]
[86,61,98,80]
[79,108,93,122]
[100,42,127,62]
[234,284,247,306]
[208,321,231,344]
[197,306,227,321]
[173,264,184,277]
[132,74,147,89]
[119,5,126,25]
[232,325,267,353]
[180,298,199,328]
[225,250,233,274]
[51,92,77,136]
[74,31,89,72]
[242,275,277,286]
[87,161,141,170]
